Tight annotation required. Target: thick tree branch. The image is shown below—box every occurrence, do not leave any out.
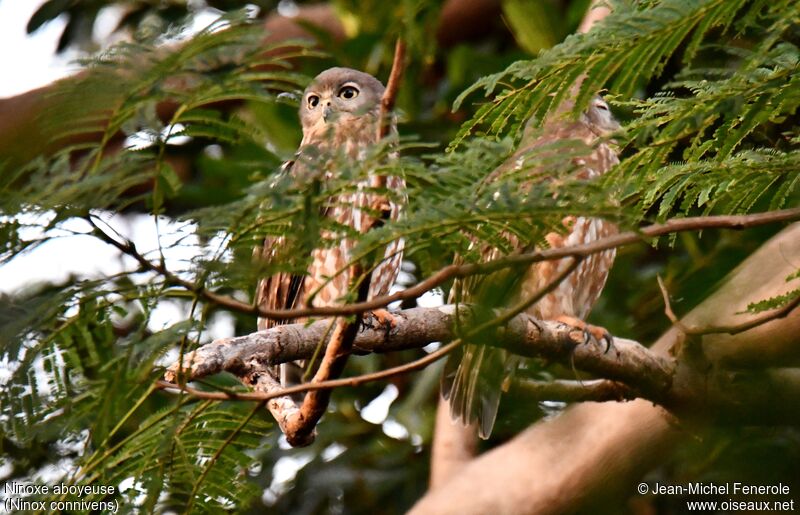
[578,0,613,34]
[429,396,479,489]
[159,224,800,460]
[410,222,800,514]
[162,250,581,415]
[247,366,313,445]
[163,304,673,400]
[281,315,358,445]
[159,339,463,403]
[162,241,582,442]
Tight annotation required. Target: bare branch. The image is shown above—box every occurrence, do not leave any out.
[411,224,800,515]
[247,368,314,446]
[281,316,359,445]
[157,219,800,445]
[657,274,694,334]
[162,304,673,401]
[658,274,800,336]
[378,38,407,140]
[511,378,636,403]
[430,396,479,489]
[158,339,462,403]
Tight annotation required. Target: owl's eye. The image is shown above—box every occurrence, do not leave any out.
[595,101,609,111]
[307,95,320,109]
[338,85,359,100]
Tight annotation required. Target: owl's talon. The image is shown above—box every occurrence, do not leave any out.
[363,309,397,334]
[599,329,614,354]
[372,309,398,329]
[554,315,613,352]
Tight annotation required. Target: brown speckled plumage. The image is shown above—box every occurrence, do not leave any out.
[442,97,620,438]
[255,67,405,386]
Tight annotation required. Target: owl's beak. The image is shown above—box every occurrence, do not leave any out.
[323,105,334,123]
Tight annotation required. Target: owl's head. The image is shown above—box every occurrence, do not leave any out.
[299,67,386,136]
[525,95,620,138]
[582,96,620,135]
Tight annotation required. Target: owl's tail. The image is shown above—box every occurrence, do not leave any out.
[440,343,512,439]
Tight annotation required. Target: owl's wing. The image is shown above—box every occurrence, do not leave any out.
[253,159,310,392]
[439,144,527,438]
[254,240,305,332]
[441,138,549,438]
[254,158,306,332]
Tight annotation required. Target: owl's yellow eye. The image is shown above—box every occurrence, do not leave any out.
[307,95,320,109]
[338,86,359,100]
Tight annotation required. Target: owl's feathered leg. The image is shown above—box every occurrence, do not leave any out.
[554,314,614,353]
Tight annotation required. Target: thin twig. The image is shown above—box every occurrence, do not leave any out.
[708,295,800,335]
[656,275,693,334]
[92,208,800,321]
[378,38,407,140]
[657,274,800,336]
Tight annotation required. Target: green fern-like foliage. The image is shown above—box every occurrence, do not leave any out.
[452,0,800,222]
[746,268,800,312]
[1,14,310,513]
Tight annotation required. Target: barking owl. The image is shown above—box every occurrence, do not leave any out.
[254,67,405,394]
[441,97,620,439]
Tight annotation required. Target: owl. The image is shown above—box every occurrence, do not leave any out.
[254,67,405,393]
[441,96,620,439]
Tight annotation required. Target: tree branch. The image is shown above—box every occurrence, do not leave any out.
[410,223,800,514]
[658,274,800,336]
[163,304,673,401]
[578,0,612,34]
[430,395,479,489]
[511,378,636,403]
[378,38,407,140]
[159,224,800,452]
[280,316,359,445]
[93,208,800,321]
